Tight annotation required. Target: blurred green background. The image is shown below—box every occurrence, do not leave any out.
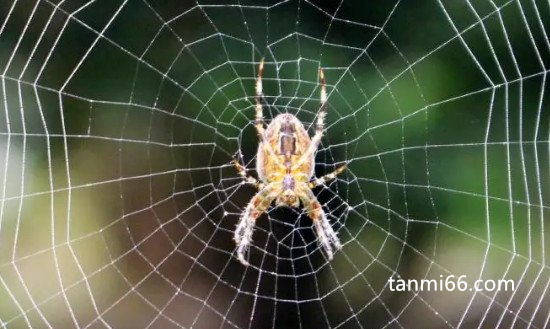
[0,0,548,328]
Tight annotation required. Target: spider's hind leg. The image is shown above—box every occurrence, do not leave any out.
[295,68,328,166]
[255,58,266,136]
[311,68,328,147]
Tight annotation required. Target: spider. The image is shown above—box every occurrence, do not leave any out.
[232,59,347,265]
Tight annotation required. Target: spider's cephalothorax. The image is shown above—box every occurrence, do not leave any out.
[232,59,346,265]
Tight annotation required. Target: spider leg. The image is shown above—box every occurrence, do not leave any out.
[297,185,341,260]
[252,59,284,169]
[308,164,347,189]
[232,152,263,189]
[293,68,328,168]
[234,183,277,265]
[255,58,265,136]
[311,68,327,148]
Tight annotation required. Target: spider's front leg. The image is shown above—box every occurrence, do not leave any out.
[234,183,277,265]
[297,185,342,260]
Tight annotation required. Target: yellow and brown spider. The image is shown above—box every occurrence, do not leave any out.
[232,59,347,265]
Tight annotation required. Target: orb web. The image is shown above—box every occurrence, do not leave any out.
[0,0,548,328]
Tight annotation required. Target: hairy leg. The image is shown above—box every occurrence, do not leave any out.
[234,183,277,265]
[308,164,347,189]
[232,152,263,189]
[311,68,327,148]
[255,58,265,136]
[294,68,328,167]
[298,185,341,260]
[253,59,283,166]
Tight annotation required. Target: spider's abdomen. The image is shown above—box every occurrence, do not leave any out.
[279,125,296,164]
[256,113,314,182]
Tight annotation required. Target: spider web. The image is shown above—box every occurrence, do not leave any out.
[0,0,548,328]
